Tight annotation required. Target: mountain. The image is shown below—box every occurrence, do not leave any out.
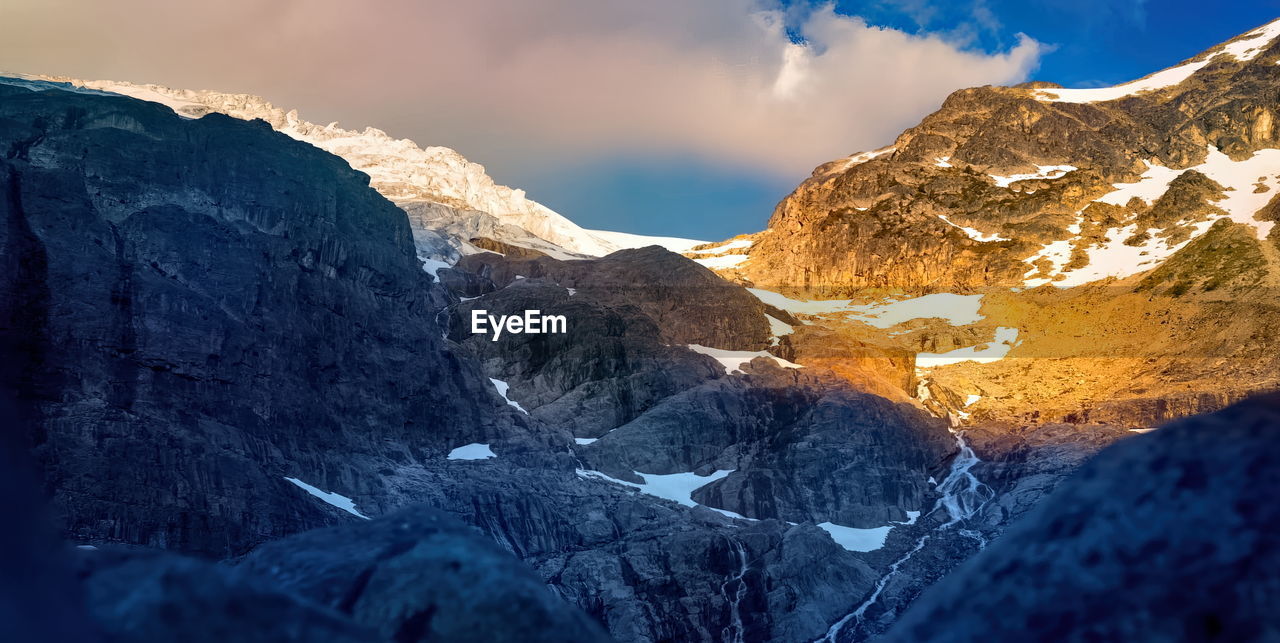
[674,18,1280,437]
[0,75,527,553]
[8,16,1280,643]
[733,18,1280,295]
[13,73,704,261]
[886,392,1280,642]
[0,75,974,642]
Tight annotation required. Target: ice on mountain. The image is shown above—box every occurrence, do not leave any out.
[447,443,497,460]
[693,254,750,269]
[916,327,1020,368]
[686,344,803,374]
[817,522,894,552]
[420,258,451,278]
[938,214,1009,242]
[846,293,986,328]
[989,165,1077,188]
[1035,19,1280,103]
[576,468,747,518]
[284,476,370,519]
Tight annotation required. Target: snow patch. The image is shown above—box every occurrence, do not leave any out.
[489,378,528,414]
[686,344,802,374]
[574,437,598,445]
[420,258,451,278]
[693,254,750,269]
[765,314,795,345]
[818,523,893,552]
[1025,146,1280,287]
[1194,146,1280,238]
[584,228,707,254]
[838,145,896,171]
[818,511,922,552]
[1034,20,1280,103]
[1027,220,1215,288]
[688,239,754,255]
[916,327,1020,368]
[990,165,1077,188]
[846,293,985,329]
[746,288,854,315]
[284,477,370,519]
[938,215,1009,242]
[447,443,496,461]
[576,468,750,519]
[1096,161,1183,206]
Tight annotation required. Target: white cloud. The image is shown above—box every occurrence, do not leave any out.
[0,0,1043,180]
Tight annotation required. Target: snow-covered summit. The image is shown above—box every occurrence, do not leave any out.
[1033,18,1280,103]
[19,74,702,258]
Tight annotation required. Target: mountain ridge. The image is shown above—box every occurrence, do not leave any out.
[4,72,706,262]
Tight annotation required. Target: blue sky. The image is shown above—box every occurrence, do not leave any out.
[518,1,1280,241]
[5,1,1279,244]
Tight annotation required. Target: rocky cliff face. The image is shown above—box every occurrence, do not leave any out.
[455,246,774,350]
[0,78,526,555]
[19,74,705,260]
[0,78,1000,643]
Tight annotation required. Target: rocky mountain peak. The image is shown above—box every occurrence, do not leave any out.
[713,18,1280,298]
[10,73,704,260]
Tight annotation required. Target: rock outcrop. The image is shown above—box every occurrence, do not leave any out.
[456,246,773,350]
[237,506,611,643]
[887,393,1280,642]
[0,79,526,555]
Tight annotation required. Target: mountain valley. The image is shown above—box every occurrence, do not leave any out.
[6,16,1280,643]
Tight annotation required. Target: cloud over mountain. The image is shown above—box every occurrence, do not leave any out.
[2,0,1043,179]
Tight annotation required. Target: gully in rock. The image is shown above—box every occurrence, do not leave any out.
[719,536,750,643]
[820,379,995,642]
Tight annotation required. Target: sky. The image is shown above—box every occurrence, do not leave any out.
[3,1,1279,240]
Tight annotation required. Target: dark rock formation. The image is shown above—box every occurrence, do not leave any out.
[79,548,376,643]
[238,506,610,643]
[966,422,1131,525]
[375,461,887,643]
[457,246,773,350]
[73,506,614,643]
[0,80,526,556]
[887,393,1280,642]
[449,278,721,437]
[580,364,954,527]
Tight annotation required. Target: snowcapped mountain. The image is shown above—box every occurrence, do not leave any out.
[715,17,1280,295]
[17,73,703,260]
